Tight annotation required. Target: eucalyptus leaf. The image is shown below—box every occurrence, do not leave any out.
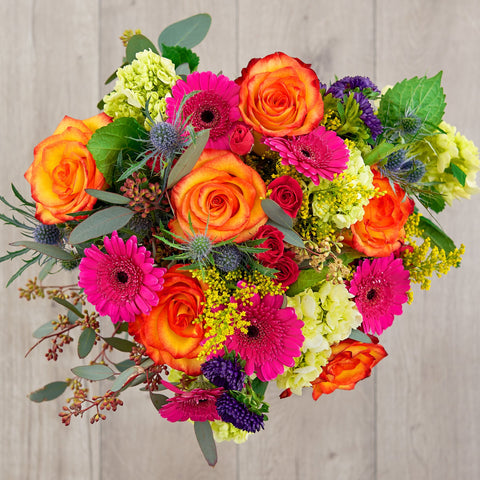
[349,329,373,343]
[32,320,55,339]
[68,206,135,244]
[78,328,97,359]
[194,421,217,467]
[29,381,69,403]
[176,63,191,76]
[9,241,74,261]
[158,14,211,50]
[266,221,305,249]
[111,365,140,392]
[71,364,115,381]
[38,257,56,281]
[85,189,131,205]
[167,129,210,188]
[261,199,293,229]
[103,336,136,353]
[150,392,168,411]
[53,297,83,318]
[115,359,136,372]
[126,34,159,63]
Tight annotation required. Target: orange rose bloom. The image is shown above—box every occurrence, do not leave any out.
[169,149,268,243]
[347,169,414,256]
[236,52,324,137]
[128,266,206,376]
[25,113,112,224]
[311,337,387,400]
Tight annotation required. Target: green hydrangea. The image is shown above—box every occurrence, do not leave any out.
[411,121,479,204]
[103,50,180,129]
[276,283,361,395]
[308,143,375,233]
[210,420,252,444]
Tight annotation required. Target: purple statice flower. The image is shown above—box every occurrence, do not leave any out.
[353,92,383,139]
[202,355,246,391]
[216,393,265,433]
[327,75,380,98]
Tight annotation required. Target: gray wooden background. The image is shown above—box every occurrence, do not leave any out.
[1,1,479,479]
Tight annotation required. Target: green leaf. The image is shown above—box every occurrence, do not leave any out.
[126,34,159,63]
[337,248,364,266]
[378,72,445,138]
[32,320,55,339]
[29,381,69,402]
[193,421,217,467]
[449,162,467,187]
[161,44,199,72]
[176,63,190,77]
[363,141,398,166]
[266,221,305,249]
[251,378,268,398]
[349,329,373,343]
[38,257,56,281]
[78,328,97,358]
[71,364,114,381]
[9,241,74,261]
[111,366,140,392]
[261,199,293,229]
[11,183,35,207]
[158,14,212,50]
[103,336,136,353]
[418,190,446,213]
[68,206,135,244]
[52,297,83,318]
[167,129,210,188]
[286,268,327,296]
[85,189,131,205]
[87,117,148,185]
[115,359,136,372]
[150,392,168,411]
[418,215,456,254]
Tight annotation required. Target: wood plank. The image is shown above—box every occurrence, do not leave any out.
[375,0,480,478]
[0,1,101,479]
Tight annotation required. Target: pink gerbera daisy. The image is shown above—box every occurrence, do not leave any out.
[224,293,304,382]
[159,380,223,422]
[348,254,410,335]
[165,71,241,149]
[263,126,349,185]
[78,231,166,323]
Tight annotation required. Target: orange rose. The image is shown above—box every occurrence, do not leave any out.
[347,169,414,256]
[311,337,387,400]
[236,52,323,137]
[169,149,268,243]
[128,265,206,376]
[25,113,112,224]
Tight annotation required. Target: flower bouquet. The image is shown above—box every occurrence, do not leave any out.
[2,14,478,465]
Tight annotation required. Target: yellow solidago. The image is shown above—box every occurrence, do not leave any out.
[403,213,465,290]
[192,268,283,359]
[119,29,142,47]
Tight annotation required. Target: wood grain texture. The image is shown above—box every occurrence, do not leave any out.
[0,0,478,479]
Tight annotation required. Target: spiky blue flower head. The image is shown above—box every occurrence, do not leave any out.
[385,149,408,172]
[212,244,244,272]
[33,223,61,245]
[187,234,213,263]
[149,121,184,158]
[216,393,265,433]
[400,114,422,136]
[401,158,426,183]
[202,355,246,391]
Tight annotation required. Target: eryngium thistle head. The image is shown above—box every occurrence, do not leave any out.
[385,150,407,172]
[33,224,61,245]
[400,114,422,136]
[212,244,244,272]
[149,121,183,158]
[401,158,426,183]
[187,234,213,263]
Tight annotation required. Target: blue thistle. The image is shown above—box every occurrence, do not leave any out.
[202,356,246,391]
[400,114,422,136]
[401,158,426,183]
[187,234,213,263]
[212,244,244,272]
[149,121,184,159]
[384,150,408,172]
[216,393,265,433]
[33,224,61,245]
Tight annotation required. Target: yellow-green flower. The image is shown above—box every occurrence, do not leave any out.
[103,50,180,129]
[210,420,252,443]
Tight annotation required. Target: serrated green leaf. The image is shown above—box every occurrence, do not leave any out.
[32,320,55,339]
[194,421,217,467]
[10,241,74,261]
[126,34,159,63]
[71,364,114,381]
[266,221,305,249]
[418,190,446,213]
[378,72,445,138]
[85,189,131,205]
[150,392,168,411]
[349,329,373,343]
[158,14,211,50]
[29,381,69,402]
[78,328,97,359]
[167,129,210,188]
[418,215,456,254]
[103,336,136,353]
[111,365,139,392]
[449,162,467,187]
[68,206,134,244]
[286,268,327,296]
[52,297,83,318]
[161,44,199,72]
[261,199,293,229]
[11,183,35,207]
[86,118,148,185]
